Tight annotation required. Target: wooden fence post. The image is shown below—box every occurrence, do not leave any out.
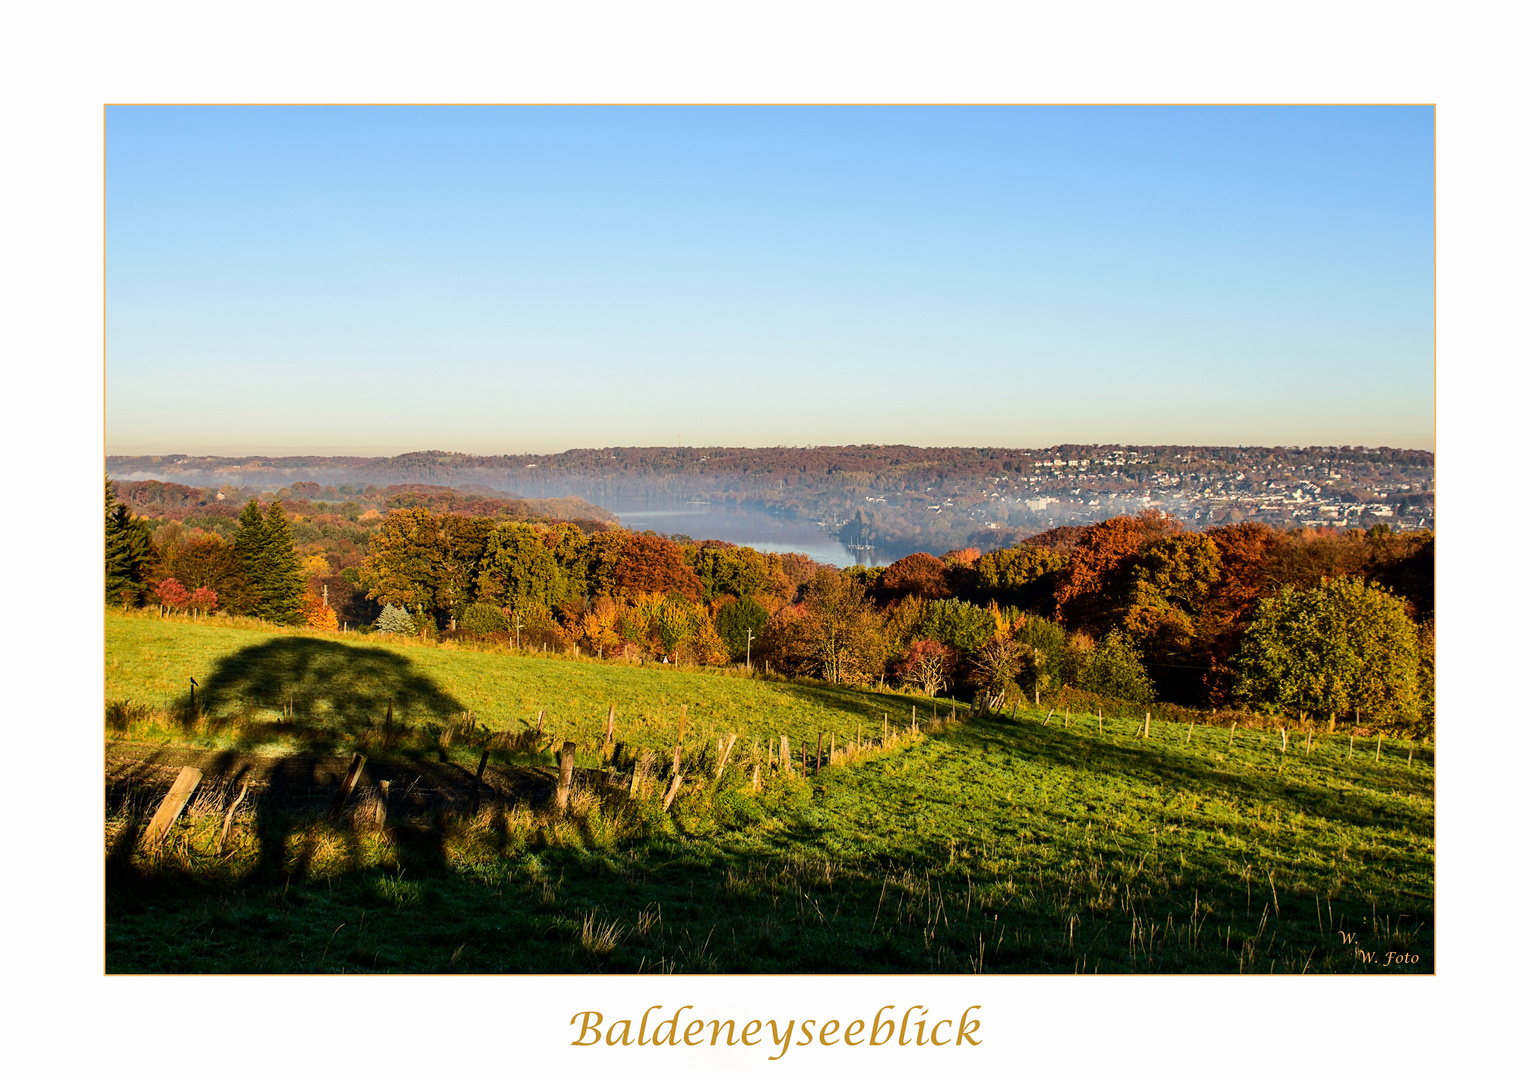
[605,703,616,746]
[1228,722,1236,747]
[1376,735,1382,762]
[143,766,202,847]
[1011,702,1019,722]
[673,704,687,775]
[1143,712,1151,738]
[471,749,490,815]
[716,732,737,778]
[801,740,808,778]
[815,732,823,776]
[218,780,250,851]
[662,771,684,810]
[1186,720,1194,745]
[780,734,791,771]
[328,754,367,819]
[374,779,390,829]
[1098,709,1102,735]
[751,763,761,792]
[556,741,576,811]
[536,710,544,737]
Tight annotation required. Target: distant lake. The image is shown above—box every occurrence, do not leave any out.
[603,502,881,568]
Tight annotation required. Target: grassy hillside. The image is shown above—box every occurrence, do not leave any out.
[105,611,1434,974]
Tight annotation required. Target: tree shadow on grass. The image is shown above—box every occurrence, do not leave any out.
[769,680,960,732]
[198,637,466,754]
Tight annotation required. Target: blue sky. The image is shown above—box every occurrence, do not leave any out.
[106,106,1433,455]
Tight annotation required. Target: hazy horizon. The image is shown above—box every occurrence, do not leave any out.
[107,439,1434,460]
[108,106,1433,455]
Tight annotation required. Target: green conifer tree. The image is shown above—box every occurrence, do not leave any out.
[230,499,308,623]
[374,603,416,634]
[260,500,308,624]
[232,500,269,616]
[105,478,152,605]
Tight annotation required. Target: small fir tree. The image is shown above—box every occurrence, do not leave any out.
[105,478,153,605]
[374,603,416,634]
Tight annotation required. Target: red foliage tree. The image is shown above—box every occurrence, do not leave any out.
[153,577,190,611]
[893,637,960,697]
[774,552,820,597]
[1205,522,1280,623]
[1054,510,1181,634]
[614,534,703,600]
[877,552,951,603]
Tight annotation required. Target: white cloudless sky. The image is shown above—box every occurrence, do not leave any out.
[107,105,1432,455]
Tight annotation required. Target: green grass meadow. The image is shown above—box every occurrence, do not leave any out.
[106,609,928,761]
[105,610,1434,974]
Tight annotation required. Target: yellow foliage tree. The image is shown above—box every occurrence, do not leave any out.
[300,554,331,579]
[691,613,729,666]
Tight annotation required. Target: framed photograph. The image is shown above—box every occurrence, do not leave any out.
[104,105,1434,984]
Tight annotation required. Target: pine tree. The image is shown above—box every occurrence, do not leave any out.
[232,500,268,616]
[105,478,152,605]
[260,500,308,625]
[232,499,308,624]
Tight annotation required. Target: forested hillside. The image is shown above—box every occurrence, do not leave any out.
[107,473,1434,733]
[108,443,1435,559]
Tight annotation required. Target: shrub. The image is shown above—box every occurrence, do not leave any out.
[1013,613,1066,695]
[894,638,959,697]
[374,603,415,635]
[1071,629,1155,705]
[303,593,339,631]
[153,577,190,611]
[460,601,511,635]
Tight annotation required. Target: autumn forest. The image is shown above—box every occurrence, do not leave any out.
[106,474,1433,734]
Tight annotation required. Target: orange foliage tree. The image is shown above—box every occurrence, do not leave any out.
[614,534,703,600]
[303,593,339,631]
[1053,510,1181,634]
[876,552,951,603]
